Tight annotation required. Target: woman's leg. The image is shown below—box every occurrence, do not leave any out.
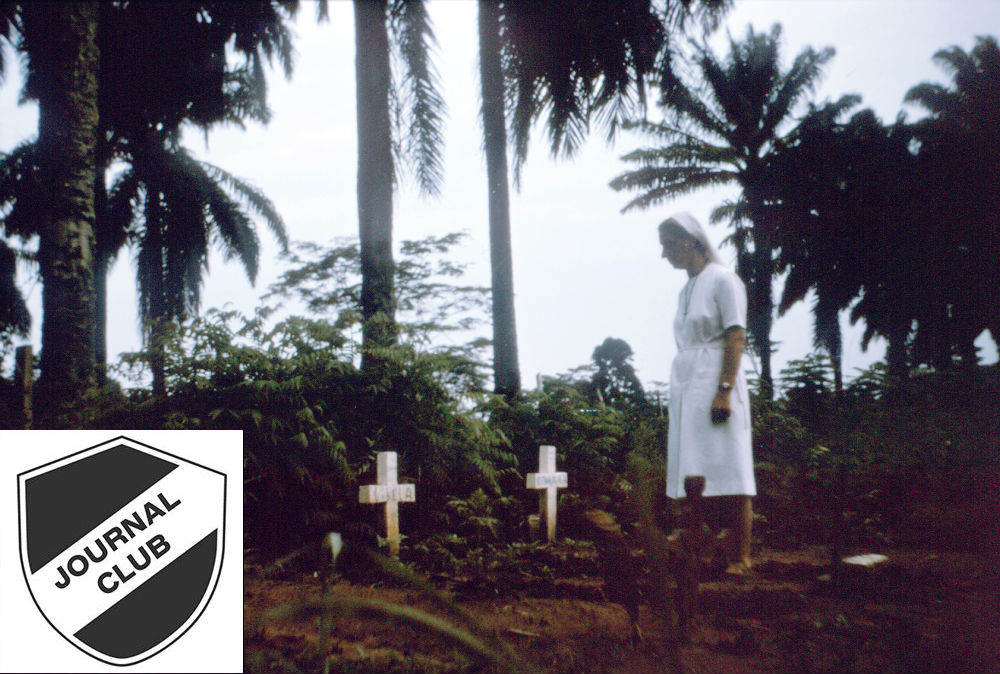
[735,495,753,568]
[703,495,753,569]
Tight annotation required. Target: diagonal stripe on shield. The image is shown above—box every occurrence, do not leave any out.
[17,436,226,666]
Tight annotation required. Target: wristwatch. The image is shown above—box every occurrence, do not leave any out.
[717,382,733,394]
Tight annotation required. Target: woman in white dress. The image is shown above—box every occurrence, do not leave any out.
[659,212,755,572]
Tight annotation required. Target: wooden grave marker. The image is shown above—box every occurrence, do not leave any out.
[526,445,567,543]
[358,451,415,557]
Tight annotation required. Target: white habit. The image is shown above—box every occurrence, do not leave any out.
[666,261,755,498]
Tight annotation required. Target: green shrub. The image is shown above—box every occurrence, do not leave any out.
[841,365,1000,466]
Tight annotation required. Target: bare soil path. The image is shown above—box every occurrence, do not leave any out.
[245,466,1000,673]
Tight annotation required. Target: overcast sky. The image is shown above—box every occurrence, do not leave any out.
[2,0,998,389]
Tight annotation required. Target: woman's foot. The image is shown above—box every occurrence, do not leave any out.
[716,528,736,560]
[724,559,752,576]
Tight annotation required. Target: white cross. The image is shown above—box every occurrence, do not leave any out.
[526,445,567,543]
[358,452,415,557]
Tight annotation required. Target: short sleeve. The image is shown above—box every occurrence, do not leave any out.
[714,270,747,331]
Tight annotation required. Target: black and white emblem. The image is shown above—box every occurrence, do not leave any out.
[17,436,226,666]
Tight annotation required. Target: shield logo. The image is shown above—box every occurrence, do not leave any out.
[17,436,226,666]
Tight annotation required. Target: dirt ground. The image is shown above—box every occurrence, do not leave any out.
[244,466,1000,673]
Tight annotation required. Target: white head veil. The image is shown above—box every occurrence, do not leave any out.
[660,212,723,266]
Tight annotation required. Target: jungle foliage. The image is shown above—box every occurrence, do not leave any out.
[13,232,986,565]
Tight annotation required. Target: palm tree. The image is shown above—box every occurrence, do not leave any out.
[477,0,729,396]
[1,3,40,345]
[610,24,845,398]
[767,107,920,384]
[345,0,445,372]
[3,2,299,391]
[905,36,1000,366]
[0,240,29,343]
[108,136,287,395]
[353,0,396,368]
[477,1,519,396]
[0,142,37,343]
[17,2,101,425]
[91,1,298,383]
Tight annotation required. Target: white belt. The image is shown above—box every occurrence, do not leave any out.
[677,344,725,352]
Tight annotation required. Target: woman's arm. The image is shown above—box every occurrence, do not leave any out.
[711,326,746,423]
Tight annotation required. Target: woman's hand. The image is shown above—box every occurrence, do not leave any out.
[712,326,744,424]
[711,391,732,424]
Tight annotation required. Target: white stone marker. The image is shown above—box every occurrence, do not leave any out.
[526,445,567,543]
[358,451,415,557]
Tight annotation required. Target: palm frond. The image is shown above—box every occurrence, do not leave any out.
[201,178,261,284]
[812,288,842,359]
[611,165,735,212]
[200,159,288,251]
[545,81,591,160]
[904,82,957,117]
[0,238,30,337]
[102,166,141,266]
[659,43,730,139]
[130,140,287,330]
[931,43,976,79]
[219,65,270,128]
[502,0,669,178]
[668,0,732,34]
[593,90,643,144]
[759,44,836,141]
[778,264,814,316]
[698,35,752,133]
[0,1,20,84]
[390,0,445,197]
[0,141,46,240]
[161,183,212,318]
[620,138,741,168]
[159,150,257,289]
[227,0,298,80]
[508,75,537,187]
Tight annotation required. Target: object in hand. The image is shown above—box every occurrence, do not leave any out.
[711,408,730,424]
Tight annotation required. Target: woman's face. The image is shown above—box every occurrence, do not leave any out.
[659,226,699,269]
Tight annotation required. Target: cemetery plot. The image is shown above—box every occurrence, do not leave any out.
[245,464,1000,674]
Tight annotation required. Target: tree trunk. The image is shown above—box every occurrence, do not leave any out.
[886,320,910,381]
[354,0,396,370]
[743,191,775,400]
[149,316,170,397]
[93,253,108,387]
[832,353,844,399]
[93,164,110,387]
[814,296,843,398]
[478,1,521,397]
[142,193,168,397]
[742,177,775,399]
[23,3,100,427]
[752,243,774,400]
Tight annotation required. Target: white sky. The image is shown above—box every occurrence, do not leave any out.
[2,0,998,390]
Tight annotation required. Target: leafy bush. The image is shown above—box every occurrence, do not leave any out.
[841,365,1000,466]
[751,395,813,465]
[759,360,1000,468]
[480,376,667,506]
[103,233,516,554]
